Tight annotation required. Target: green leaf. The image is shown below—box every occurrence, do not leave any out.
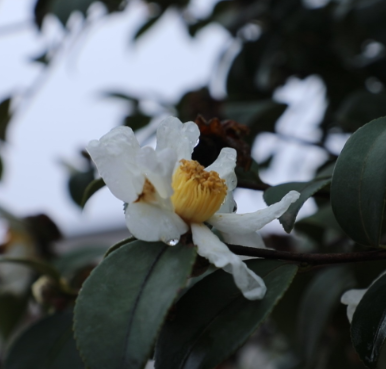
[351,273,386,368]
[123,113,152,131]
[4,311,84,369]
[298,267,354,367]
[236,159,266,188]
[74,240,196,369]
[223,100,287,143]
[264,178,331,233]
[295,205,343,242]
[336,91,386,133]
[80,178,105,208]
[0,155,3,180]
[331,117,386,246]
[103,237,135,258]
[0,257,61,282]
[68,168,95,208]
[0,97,12,142]
[155,260,298,369]
[0,293,28,340]
[134,14,163,40]
[53,245,108,279]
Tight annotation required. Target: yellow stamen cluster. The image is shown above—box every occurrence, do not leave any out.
[171,159,227,223]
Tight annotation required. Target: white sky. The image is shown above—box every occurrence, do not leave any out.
[0,0,347,237]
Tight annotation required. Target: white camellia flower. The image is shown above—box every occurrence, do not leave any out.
[341,271,386,323]
[87,117,300,300]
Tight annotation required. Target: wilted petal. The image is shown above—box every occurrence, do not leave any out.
[156,117,200,161]
[191,223,266,300]
[136,146,177,199]
[341,289,367,323]
[126,201,188,243]
[208,191,300,234]
[87,126,144,204]
[206,148,238,214]
[221,231,266,249]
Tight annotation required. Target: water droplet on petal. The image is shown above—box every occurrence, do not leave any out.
[164,238,179,246]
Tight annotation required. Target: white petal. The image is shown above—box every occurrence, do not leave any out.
[341,289,367,323]
[208,191,300,234]
[87,126,144,203]
[136,146,177,199]
[156,117,200,161]
[191,223,266,300]
[221,231,266,248]
[126,201,188,243]
[206,148,237,191]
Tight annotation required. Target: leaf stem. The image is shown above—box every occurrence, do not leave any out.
[227,244,386,265]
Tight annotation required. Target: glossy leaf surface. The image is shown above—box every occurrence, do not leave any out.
[74,240,196,369]
[351,273,386,368]
[331,117,386,246]
[155,260,298,369]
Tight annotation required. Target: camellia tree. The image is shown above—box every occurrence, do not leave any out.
[2,0,386,369]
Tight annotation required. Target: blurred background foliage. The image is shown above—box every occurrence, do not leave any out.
[1,0,386,368]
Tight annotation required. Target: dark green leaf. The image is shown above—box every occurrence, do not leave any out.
[298,267,354,367]
[134,15,163,40]
[331,117,386,246]
[0,257,61,282]
[223,100,287,142]
[351,273,386,368]
[74,240,196,369]
[236,159,266,188]
[80,178,105,208]
[336,91,386,132]
[68,168,95,208]
[0,97,12,142]
[264,178,331,233]
[155,260,298,369]
[295,205,344,242]
[123,113,151,131]
[0,155,3,180]
[4,311,84,369]
[53,246,108,279]
[0,294,28,340]
[103,237,135,258]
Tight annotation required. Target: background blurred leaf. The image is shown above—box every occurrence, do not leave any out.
[74,240,196,369]
[331,117,386,246]
[0,97,12,142]
[351,273,386,369]
[155,260,298,369]
[0,294,28,340]
[0,257,61,281]
[264,178,331,233]
[81,178,105,208]
[4,311,84,369]
[53,245,107,279]
[335,91,386,132]
[68,168,95,208]
[223,100,287,144]
[134,14,163,40]
[298,267,355,368]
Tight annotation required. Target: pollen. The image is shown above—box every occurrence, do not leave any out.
[171,159,227,223]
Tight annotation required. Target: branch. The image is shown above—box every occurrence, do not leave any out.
[227,244,386,265]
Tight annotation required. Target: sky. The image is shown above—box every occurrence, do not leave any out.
[0,0,347,237]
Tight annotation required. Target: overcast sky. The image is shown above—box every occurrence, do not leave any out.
[0,0,347,237]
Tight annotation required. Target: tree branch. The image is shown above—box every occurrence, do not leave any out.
[227,244,386,265]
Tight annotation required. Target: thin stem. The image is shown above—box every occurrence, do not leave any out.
[227,244,386,265]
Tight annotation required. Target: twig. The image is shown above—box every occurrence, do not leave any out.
[227,244,386,265]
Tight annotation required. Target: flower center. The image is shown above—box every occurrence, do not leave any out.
[171,159,227,223]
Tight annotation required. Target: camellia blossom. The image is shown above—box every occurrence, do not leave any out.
[87,117,300,300]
